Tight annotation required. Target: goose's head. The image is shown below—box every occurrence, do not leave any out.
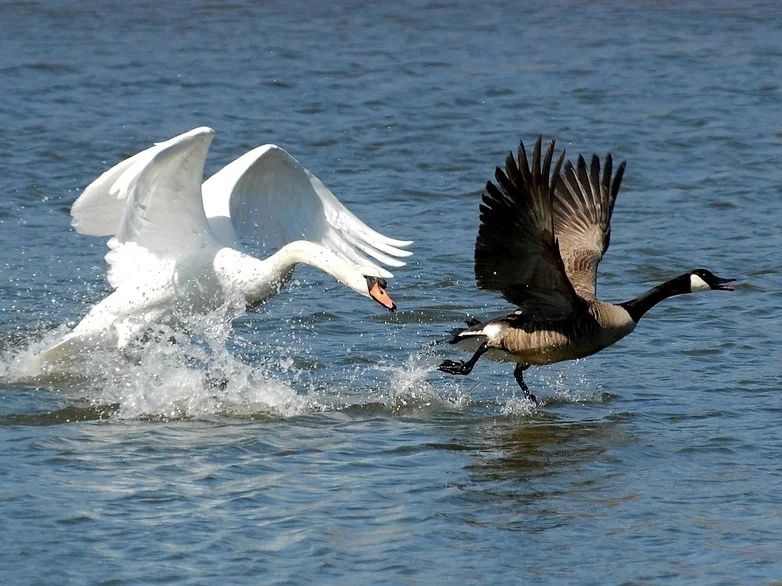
[364,275,396,311]
[689,269,735,292]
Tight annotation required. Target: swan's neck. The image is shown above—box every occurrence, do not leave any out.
[620,273,691,323]
[215,241,370,306]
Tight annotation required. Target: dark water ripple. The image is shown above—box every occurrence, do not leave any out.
[1,0,782,583]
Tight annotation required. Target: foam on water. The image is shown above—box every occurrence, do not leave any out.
[102,338,309,420]
[0,309,311,420]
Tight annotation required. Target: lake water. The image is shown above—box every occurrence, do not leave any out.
[1,1,781,583]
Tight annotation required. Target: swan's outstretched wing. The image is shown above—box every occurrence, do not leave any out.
[201,145,412,279]
[112,127,214,252]
[71,127,214,240]
[553,153,626,300]
[474,137,582,318]
[72,127,216,290]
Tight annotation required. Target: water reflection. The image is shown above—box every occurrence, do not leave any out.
[470,414,631,481]
[0,403,118,426]
[438,413,637,531]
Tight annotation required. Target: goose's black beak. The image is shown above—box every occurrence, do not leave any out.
[714,276,735,291]
[366,277,396,311]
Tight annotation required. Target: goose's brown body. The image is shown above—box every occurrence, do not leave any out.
[452,302,636,366]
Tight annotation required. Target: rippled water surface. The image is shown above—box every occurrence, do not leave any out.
[1,1,781,583]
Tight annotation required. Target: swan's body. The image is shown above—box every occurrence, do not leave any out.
[41,127,411,361]
[439,137,734,402]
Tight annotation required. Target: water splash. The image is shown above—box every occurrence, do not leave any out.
[0,307,311,420]
[381,350,469,414]
[493,362,614,416]
[1,318,614,422]
[544,363,615,405]
[500,394,538,416]
[102,338,309,420]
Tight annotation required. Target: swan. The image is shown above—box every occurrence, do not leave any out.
[438,137,734,403]
[40,127,411,362]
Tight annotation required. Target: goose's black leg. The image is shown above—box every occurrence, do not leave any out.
[439,342,489,375]
[513,363,538,404]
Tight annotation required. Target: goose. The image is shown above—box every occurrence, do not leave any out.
[438,137,734,403]
[40,127,411,362]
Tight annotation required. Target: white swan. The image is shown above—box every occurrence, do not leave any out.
[40,127,411,362]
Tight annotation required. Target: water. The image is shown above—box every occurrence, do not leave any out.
[1,1,781,583]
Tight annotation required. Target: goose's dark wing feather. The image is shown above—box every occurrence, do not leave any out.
[553,153,626,300]
[474,137,582,317]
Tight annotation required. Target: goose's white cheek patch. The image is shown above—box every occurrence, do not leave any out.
[690,274,711,292]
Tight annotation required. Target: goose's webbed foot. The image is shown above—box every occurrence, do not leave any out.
[438,341,489,377]
[438,359,473,375]
[521,386,538,405]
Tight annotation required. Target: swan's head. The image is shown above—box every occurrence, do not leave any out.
[285,242,399,311]
[365,276,396,311]
[689,269,735,292]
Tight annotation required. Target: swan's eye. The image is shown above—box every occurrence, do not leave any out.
[365,276,387,289]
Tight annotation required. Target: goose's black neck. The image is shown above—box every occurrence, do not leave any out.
[620,273,691,323]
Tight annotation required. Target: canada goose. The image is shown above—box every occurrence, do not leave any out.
[438,137,734,403]
[40,127,411,362]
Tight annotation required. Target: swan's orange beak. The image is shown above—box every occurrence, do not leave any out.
[367,277,396,311]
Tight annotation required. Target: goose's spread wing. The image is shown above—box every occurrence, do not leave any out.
[474,137,582,317]
[201,145,412,279]
[553,153,626,299]
[75,127,216,290]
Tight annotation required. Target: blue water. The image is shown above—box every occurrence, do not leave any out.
[2,1,781,583]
